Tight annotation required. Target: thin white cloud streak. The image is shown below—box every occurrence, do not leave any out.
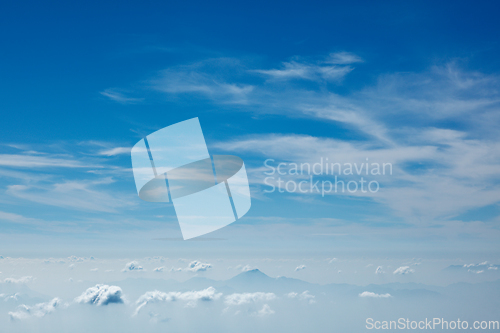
[150,61,254,104]
[6,179,135,214]
[98,147,131,156]
[0,144,137,216]
[100,89,144,104]
[253,61,353,82]
[362,64,500,121]
[325,51,364,65]
[0,211,44,226]
[252,52,362,82]
[0,154,92,169]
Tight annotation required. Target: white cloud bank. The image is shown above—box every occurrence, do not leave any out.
[359,291,392,298]
[224,292,277,306]
[135,287,221,315]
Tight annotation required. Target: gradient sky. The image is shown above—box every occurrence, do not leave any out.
[0,0,500,263]
[2,3,500,332]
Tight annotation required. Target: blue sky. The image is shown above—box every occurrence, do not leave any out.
[1,2,500,332]
[1,1,500,260]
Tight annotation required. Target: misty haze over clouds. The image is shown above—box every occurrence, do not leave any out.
[0,256,498,332]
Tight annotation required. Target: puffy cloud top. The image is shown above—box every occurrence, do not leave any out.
[257,304,275,316]
[295,265,306,271]
[225,292,276,306]
[135,287,221,315]
[359,291,392,298]
[9,298,62,320]
[286,291,315,303]
[122,261,143,272]
[68,256,85,262]
[186,261,212,272]
[393,266,415,275]
[75,284,124,306]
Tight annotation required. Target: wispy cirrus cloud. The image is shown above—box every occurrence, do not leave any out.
[6,178,135,214]
[252,52,362,82]
[215,130,500,223]
[149,59,254,104]
[0,154,92,169]
[252,61,353,82]
[325,51,364,65]
[0,211,43,226]
[100,89,144,104]
[286,291,315,304]
[98,147,131,156]
[96,54,500,230]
